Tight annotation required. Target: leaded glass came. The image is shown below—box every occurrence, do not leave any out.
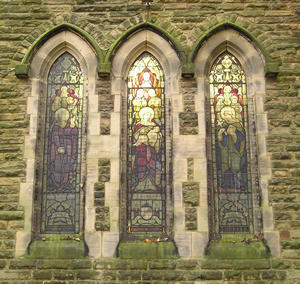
[41,52,83,233]
[209,53,253,234]
[127,52,166,233]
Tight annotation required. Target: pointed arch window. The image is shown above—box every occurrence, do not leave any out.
[127,52,166,233]
[209,52,253,235]
[41,52,84,233]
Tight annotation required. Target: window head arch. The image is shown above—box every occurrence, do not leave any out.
[127,52,166,234]
[209,52,253,236]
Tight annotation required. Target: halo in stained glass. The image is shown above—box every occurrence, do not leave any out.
[127,52,166,233]
[41,52,83,233]
[209,53,253,234]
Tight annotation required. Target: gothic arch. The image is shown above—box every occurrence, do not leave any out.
[111,29,181,79]
[194,28,280,256]
[16,30,98,257]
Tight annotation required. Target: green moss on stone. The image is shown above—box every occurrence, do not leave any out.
[20,22,104,65]
[243,270,260,280]
[189,21,280,77]
[182,182,200,206]
[98,62,111,77]
[182,62,195,77]
[104,21,186,66]
[224,270,242,280]
[94,182,105,191]
[118,241,178,259]
[15,64,30,78]
[185,222,197,230]
[0,211,24,220]
[95,221,110,231]
[206,239,270,259]
[32,270,52,280]
[0,260,6,269]
[100,126,110,135]
[10,259,36,269]
[27,240,87,259]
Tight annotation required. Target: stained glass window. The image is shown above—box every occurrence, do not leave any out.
[127,52,166,233]
[209,53,253,234]
[41,52,83,233]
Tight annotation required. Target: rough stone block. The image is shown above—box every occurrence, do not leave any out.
[0,260,6,269]
[149,260,176,269]
[119,270,141,280]
[76,270,100,280]
[187,270,223,281]
[118,241,178,259]
[243,270,260,280]
[176,259,198,270]
[182,182,200,206]
[0,270,31,280]
[33,270,52,280]
[9,259,36,269]
[53,271,74,280]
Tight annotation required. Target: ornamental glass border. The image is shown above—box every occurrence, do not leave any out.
[127,52,166,233]
[209,52,254,235]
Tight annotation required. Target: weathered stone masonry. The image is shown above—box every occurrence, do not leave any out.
[0,0,300,283]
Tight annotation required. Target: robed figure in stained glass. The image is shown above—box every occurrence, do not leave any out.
[133,106,162,190]
[48,86,81,192]
[210,53,253,234]
[127,53,166,232]
[41,52,83,233]
[215,85,247,190]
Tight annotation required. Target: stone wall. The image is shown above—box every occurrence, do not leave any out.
[0,258,294,282]
[0,0,299,282]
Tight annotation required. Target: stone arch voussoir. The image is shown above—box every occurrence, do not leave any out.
[102,17,187,76]
[14,15,104,78]
[189,15,280,76]
[105,17,186,65]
